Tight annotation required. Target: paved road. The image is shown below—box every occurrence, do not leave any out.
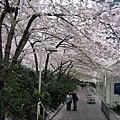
[52,88,107,120]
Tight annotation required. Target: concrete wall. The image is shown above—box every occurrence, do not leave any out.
[110,77,120,107]
[105,77,120,108]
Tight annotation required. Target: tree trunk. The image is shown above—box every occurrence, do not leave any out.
[44,53,50,82]
[0,10,7,71]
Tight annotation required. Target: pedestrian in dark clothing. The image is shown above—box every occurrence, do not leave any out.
[72,93,79,111]
[81,84,84,90]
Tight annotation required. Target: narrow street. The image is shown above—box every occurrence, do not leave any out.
[52,88,107,120]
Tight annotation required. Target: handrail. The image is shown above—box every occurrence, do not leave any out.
[37,101,49,120]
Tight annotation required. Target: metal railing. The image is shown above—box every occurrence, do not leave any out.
[101,100,120,120]
[110,109,120,120]
[101,100,110,119]
[37,102,49,120]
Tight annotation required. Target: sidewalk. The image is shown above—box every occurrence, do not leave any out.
[51,88,107,120]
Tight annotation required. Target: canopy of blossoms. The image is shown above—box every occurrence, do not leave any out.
[0,0,119,81]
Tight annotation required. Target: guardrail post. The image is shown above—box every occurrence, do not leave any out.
[37,101,48,120]
[37,102,41,120]
[43,108,45,120]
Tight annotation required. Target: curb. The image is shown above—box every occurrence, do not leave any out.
[48,103,65,120]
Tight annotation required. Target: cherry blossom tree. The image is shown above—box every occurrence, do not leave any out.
[0,0,120,119]
[0,0,119,86]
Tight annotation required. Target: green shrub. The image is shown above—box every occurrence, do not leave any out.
[0,63,78,119]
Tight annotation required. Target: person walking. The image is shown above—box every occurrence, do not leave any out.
[81,84,84,90]
[66,93,72,110]
[72,93,79,111]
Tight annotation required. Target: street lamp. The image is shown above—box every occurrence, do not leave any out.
[37,33,57,120]
[39,43,57,94]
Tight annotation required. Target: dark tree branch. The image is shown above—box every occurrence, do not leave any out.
[56,34,70,48]
[29,41,39,78]
[14,0,20,19]
[7,14,40,78]
[107,23,120,41]
[44,53,50,82]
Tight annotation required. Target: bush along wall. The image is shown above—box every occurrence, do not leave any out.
[0,63,77,120]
